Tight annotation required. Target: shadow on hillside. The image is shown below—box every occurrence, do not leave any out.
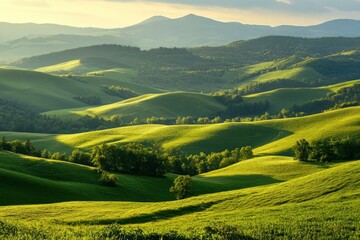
[192,174,283,196]
[65,200,224,226]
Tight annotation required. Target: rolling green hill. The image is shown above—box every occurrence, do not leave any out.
[2,106,359,155]
[0,68,121,112]
[243,79,360,113]
[0,153,358,238]
[36,59,94,74]
[44,92,226,121]
[11,37,360,93]
[0,151,333,206]
[244,87,330,113]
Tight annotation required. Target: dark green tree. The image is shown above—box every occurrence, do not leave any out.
[69,149,91,165]
[240,146,254,159]
[170,175,192,199]
[293,139,311,161]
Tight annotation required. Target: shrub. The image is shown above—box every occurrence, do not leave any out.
[99,172,118,187]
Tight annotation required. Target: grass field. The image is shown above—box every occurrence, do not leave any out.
[44,92,227,121]
[35,59,95,74]
[0,68,121,112]
[0,151,334,206]
[0,153,358,238]
[244,87,330,113]
[243,66,323,84]
[244,79,360,113]
[2,106,359,156]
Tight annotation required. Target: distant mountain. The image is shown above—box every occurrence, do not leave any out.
[2,15,360,61]
[0,34,123,61]
[0,22,103,43]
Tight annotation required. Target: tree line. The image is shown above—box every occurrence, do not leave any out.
[293,137,360,162]
[0,137,253,177]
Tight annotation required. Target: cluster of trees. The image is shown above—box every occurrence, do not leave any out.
[90,144,253,176]
[167,146,254,175]
[102,85,138,99]
[73,96,102,105]
[0,136,254,177]
[293,138,360,162]
[0,137,67,160]
[91,143,165,176]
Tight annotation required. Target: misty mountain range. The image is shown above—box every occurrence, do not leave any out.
[1,14,360,61]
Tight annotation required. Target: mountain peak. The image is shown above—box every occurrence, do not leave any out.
[136,15,170,26]
[176,14,220,23]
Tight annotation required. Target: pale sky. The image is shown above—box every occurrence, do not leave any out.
[1,0,360,28]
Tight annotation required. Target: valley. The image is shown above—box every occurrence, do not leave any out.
[0,13,359,239]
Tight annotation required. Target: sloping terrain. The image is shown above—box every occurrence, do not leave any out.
[45,92,226,121]
[0,68,121,112]
[2,106,359,155]
[0,156,358,238]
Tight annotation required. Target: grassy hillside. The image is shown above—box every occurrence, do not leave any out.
[256,106,360,155]
[45,92,226,121]
[0,151,333,206]
[244,87,330,113]
[11,37,360,93]
[0,151,175,205]
[2,106,359,155]
[0,68,121,112]
[36,59,94,74]
[0,158,358,238]
[243,79,360,113]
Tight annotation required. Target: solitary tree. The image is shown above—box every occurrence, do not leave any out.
[170,175,192,199]
[293,139,311,161]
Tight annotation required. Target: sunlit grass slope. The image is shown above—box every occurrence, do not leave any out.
[0,151,331,206]
[76,75,164,95]
[35,59,92,74]
[2,106,358,156]
[0,68,120,112]
[255,106,360,155]
[244,79,360,113]
[0,151,175,205]
[245,87,330,113]
[86,68,137,79]
[0,159,358,238]
[244,67,323,84]
[45,92,227,121]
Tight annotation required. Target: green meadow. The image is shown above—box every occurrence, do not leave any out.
[1,36,360,239]
[2,106,359,155]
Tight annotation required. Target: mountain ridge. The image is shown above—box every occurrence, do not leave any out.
[1,15,360,61]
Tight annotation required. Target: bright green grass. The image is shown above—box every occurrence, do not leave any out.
[243,79,360,113]
[86,68,137,79]
[77,75,164,94]
[0,151,175,205]
[324,79,360,92]
[221,61,275,81]
[44,92,227,121]
[244,87,330,113]
[244,67,323,84]
[0,68,120,112]
[0,152,331,206]
[255,106,360,155]
[35,59,94,74]
[0,159,358,239]
[2,106,359,156]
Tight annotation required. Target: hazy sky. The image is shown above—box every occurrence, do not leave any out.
[1,0,360,28]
